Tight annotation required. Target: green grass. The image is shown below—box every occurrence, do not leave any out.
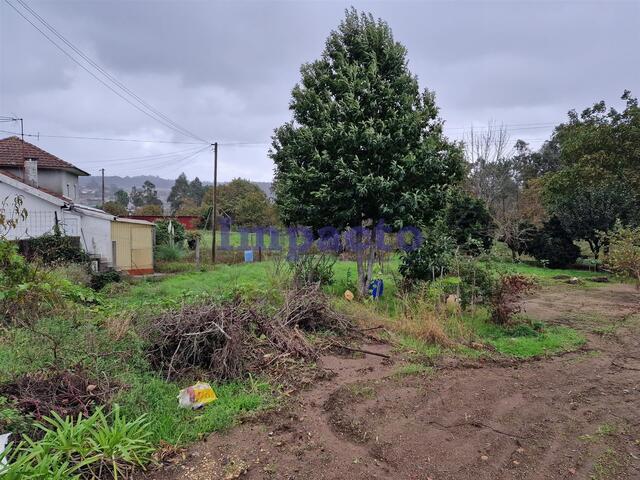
[466,311,586,358]
[486,260,612,285]
[116,374,270,445]
[487,326,585,358]
[591,447,626,480]
[109,262,274,312]
[394,363,434,377]
[394,309,585,360]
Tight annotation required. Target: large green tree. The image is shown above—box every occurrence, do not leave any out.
[543,91,640,258]
[114,189,129,208]
[167,173,191,212]
[204,178,276,227]
[270,9,464,294]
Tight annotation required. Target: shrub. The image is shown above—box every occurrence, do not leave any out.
[102,201,128,216]
[50,263,91,287]
[444,189,494,255]
[90,270,122,291]
[490,274,537,324]
[399,224,455,285]
[20,234,89,264]
[0,397,33,437]
[1,406,154,479]
[607,223,640,288]
[455,260,497,309]
[186,230,202,250]
[0,242,67,324]
[289,254,336,287]
[154,220,186,246]
[527,216,580,268]
[155,244,186,262]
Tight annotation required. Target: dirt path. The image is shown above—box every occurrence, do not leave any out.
[150,284,640,480]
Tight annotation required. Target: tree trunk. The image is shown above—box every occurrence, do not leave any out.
[355,222,377,297]
[587,238,600,260]
[355,227,366,297]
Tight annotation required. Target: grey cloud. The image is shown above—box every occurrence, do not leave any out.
[1,0,638,182]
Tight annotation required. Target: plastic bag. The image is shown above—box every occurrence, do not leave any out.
[177,382,217,409]
[0,433,10,470]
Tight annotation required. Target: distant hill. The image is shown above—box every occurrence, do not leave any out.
[79,175,273,206]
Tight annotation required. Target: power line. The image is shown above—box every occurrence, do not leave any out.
[5,0,209,144]
[0,128,205,144]
[11,0,208,144]
[80,146,206,165]
[444,122,557,132]
[122,145,211,173]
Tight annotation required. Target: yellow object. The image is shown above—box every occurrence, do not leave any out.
[192,382,217,404]
[111,218,155,274]
[177,382,217,409]
[344,290,354,301]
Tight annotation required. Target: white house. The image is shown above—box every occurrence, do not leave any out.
[0,136,88,202]
[0,137,154,275]
[0,136,153,272]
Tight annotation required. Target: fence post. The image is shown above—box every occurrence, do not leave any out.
[195,237,201,269]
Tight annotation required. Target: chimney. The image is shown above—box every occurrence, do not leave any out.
[24,158,38,187]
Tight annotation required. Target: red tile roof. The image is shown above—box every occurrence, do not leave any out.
[0,168,71,202]
[0,136,89,175]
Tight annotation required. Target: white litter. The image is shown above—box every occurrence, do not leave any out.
[0,433,11,472]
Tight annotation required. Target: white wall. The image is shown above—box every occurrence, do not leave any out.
[1,179,111,265]
[0,181,67,239]
[2,168,80,201]
[78,212,113,264]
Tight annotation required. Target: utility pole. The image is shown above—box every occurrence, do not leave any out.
[211,142,218,264]
[100,168,105,207]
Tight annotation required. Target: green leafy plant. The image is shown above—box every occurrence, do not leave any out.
[607,222,640,288]
[399,224,456,285]
[21,234,89,265]
[90,270,122,291]
[270,9,465,296]
[526,216,580,268]
[1,406,154,479]
[455,260,497,309]
[155,244,186,262]
[443,189,494,255]
[154,220,186,247]
[0,397,33,437]
[0,195,28,240]
[289,254,336,287]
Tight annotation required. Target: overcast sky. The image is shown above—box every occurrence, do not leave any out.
[1,0,638,182]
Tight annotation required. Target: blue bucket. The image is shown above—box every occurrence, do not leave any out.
[369,279,384,299]
[244,250,254,263]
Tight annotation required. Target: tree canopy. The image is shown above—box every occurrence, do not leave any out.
[270,9,464,293]
[542,91,640,257]
[204,178,276,227]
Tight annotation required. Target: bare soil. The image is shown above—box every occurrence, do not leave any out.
[149,284,640,480]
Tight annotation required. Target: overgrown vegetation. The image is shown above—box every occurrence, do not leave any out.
[607,223,640,288]
[1,406,154,479]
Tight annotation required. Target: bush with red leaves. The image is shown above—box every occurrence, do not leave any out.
[490,274,537,324]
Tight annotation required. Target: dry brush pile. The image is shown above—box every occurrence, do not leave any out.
[0,366,115,424]
[142,285,353,382]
